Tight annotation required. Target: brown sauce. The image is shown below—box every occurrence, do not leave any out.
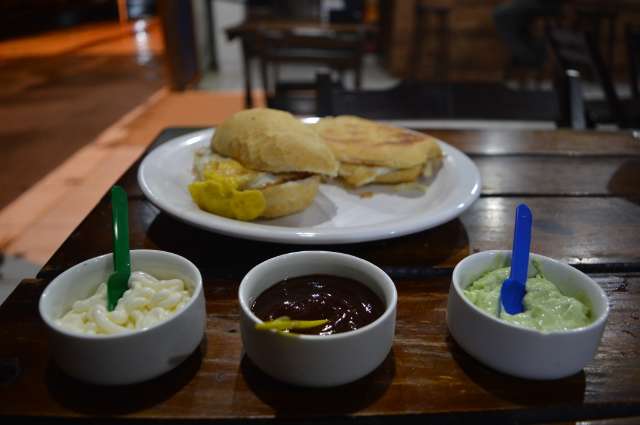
[251,274,385,335]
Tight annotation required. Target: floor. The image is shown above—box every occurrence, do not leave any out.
[0,10,620,307]
[0,19,167,303]
[0,87,263,305]
[0,10,402,306]
[0,19,165,210]
[0,15,565,306]
[199,54,400,92]
[0,19,266,305]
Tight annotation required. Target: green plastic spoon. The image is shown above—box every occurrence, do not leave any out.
[107,186,131,311]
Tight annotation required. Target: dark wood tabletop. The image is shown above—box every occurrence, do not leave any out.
[1,127,639,424]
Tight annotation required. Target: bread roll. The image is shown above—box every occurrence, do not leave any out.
[212,108,339,177]
[260,176,320,218]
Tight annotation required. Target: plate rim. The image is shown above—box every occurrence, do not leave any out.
[137,128,481,244]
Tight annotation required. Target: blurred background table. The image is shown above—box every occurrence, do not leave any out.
[226,19,377,109]
[1,126,639,423]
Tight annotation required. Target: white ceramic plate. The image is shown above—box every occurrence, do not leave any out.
[137,128,481,244]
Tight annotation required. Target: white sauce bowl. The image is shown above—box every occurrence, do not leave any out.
[39,249,206,385]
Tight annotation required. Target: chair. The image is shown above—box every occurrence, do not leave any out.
[546,26,640,129]
[410,2,452,81]
[316,73,557,121]
[626,25,640,100]
[255,27,365,115]
[571,3,619,71]
[316,73,452,119]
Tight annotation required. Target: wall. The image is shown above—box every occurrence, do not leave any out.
[383,0,640,81]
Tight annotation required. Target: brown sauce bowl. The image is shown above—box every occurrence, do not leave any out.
[238,251,397,387]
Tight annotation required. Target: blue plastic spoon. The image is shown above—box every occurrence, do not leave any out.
[500,204,532,315]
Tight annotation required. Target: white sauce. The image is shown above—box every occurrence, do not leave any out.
[56,271,192,335]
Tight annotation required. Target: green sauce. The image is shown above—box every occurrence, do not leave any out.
[463,267,592,332]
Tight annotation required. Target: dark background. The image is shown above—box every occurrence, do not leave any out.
[0,0,157,40]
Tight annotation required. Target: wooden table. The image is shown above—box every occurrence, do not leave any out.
[1,127,640,423]
[226,20,376,108]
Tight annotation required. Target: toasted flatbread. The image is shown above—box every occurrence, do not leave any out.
[212,108,339,177]
[313,116,442,168]
[339,164,423,187]
[338,156,442,187]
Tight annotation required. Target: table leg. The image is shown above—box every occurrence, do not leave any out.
[241,39,253,108]
[205,0,218,71]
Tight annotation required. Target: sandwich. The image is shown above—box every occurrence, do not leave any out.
[312,116,443,187]
[189,108,339,220]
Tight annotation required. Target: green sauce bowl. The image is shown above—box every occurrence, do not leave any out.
[447,250,609,380]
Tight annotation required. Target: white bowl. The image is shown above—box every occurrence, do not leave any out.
[39,249,206,385]
[239,251,397,387]
[447,250,609,380]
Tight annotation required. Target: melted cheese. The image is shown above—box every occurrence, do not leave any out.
[190,149,268,220]
[193,149,279,189]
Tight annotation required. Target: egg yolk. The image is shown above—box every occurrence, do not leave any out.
[189,173,266,221]
[202,159,257,187]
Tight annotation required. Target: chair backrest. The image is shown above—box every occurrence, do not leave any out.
[546,26,625,127]
[626,25,640,100]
